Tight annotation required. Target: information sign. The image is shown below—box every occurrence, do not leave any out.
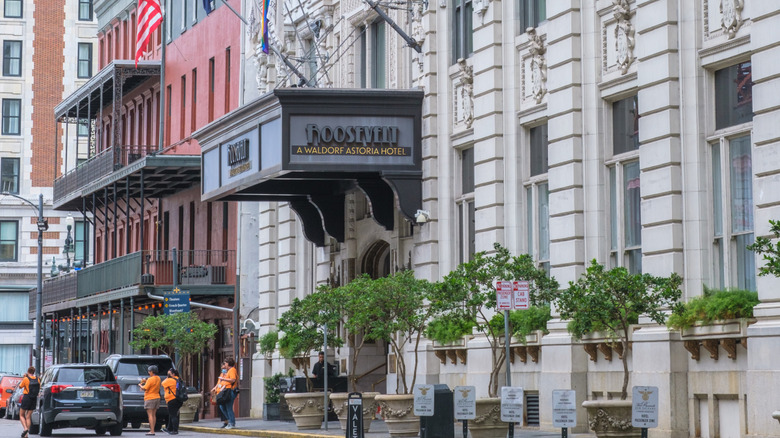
[513,281,530,310]
[632,386,659,428]
[500,386,524,423]
[346,392,364,438]
[413,384,435,417]
[552,390,577,427]
[453,386,476,420]
[495,281,513,310]
[164,288,191,315]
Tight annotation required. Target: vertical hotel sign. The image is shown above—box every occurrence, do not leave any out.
[220,127,260,186]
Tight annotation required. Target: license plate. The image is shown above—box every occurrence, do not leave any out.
[79,390,94,398]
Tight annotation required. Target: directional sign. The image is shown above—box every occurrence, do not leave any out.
[413,384,435,416]
[495,281,513,310]
[164,288,191,315]
[552,390,577,427]
[632,386,659,428]
[453,386,476,420]
[513,281,530,309]
[500,386,524,423]
[346,392,364,438]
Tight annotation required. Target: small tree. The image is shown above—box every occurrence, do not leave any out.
[555,260,682,400]
[277,286,343,391]
[427,243,559,397]
[130,312,218,369]
[258,330,279,357]
[748,219,780,277]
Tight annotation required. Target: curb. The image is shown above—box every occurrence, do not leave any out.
[177,425,335,438]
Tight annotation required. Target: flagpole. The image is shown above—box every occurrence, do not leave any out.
[157,0,167,151]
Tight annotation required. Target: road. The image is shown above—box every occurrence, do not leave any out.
[0,417,225,437]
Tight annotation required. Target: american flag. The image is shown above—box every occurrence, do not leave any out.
[135,0,163,67]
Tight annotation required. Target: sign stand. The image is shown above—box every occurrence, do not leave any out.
[346,392,363,438]
[562,427,568,438]
[641,428,648,438]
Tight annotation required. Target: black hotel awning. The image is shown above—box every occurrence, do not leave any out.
[193,89,423,246]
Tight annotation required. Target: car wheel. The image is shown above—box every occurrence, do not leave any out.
[39,413,53,437]
[131,422,141,429]
[95,426,107,435]
[109,423,123,436]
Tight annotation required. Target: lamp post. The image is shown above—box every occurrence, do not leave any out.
[58,214,75,273]
[0,192,47,373]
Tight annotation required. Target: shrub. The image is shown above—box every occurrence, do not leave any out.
[264,373,285,404]
[510,305,552,342]
[259,331,278,356]
[667,287,759,330]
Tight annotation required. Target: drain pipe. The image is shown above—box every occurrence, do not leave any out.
[146,290,234,313]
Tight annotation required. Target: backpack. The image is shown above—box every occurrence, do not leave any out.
[175,378,188,402]
[27,376,40,398]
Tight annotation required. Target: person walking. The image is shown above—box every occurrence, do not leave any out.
[217,358,238,429]
[161,369,182,435]
[139,365,161,435]
[18,367,39,438]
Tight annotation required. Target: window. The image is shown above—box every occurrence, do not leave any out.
[74,220,87,264]
[2,99,21,135]
[77,119,89,137]
[180,75,186,138]
[208,57,215,122]
[371,21,386,88]
[608,95,641,273]
[0,221,18,261]
[452,0,473,63]
[165,85,172,146]
[458,148,475,263]
[2,40,21,76]
[518,0,546,30]
[225,47,231,112]
[77,43,92,78]
[0,292,28,322]
[181,0,187,31]
[191,0,197,24]
[4,0,21,18]
[1,157,20,194]
[78,0,92,21]
[359,26,367,87]
[710,62,755,291]
[191,68,197,132]
[525,124,549,272]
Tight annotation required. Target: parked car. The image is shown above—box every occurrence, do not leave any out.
[103,354,173,429]
[0,373,22,417]
[4,386,23,420]
[29,364,123,436]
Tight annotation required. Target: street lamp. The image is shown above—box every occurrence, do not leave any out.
[0,192,46,374]
[58,214,75,273]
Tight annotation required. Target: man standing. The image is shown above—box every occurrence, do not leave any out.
[139,365,161,435]
[312,351,334,387]
[18,367,39,438]
[217,358,238,430]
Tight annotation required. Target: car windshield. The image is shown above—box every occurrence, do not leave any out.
[56,367,112,383]
[115,359,172,377]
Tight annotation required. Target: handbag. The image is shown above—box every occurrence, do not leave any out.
[216,387,231,404]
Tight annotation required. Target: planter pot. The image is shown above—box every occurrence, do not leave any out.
[468,398,507,438]
[376,393,419,437]
[773,411,780,425]
[179,394,202,423]
[283,392,327,430]
[331,392,379,432]
[582,400,641,438]
[263,402,280,421]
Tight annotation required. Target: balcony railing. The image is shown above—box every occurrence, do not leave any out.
[33,249,235,309]
[53,145,159,203]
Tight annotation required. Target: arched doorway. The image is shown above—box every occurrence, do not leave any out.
[361,240,391,279]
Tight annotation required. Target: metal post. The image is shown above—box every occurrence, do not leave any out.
[323,323,328,430]
[35,193,43,373]
[86,306,91,363]
[504,309,513,438]
[130,297,134,354]
[108,301,113,354]
[77,308,82,362]
[69,308,74,363]
[120,298,125,354]
[173,247,178,290]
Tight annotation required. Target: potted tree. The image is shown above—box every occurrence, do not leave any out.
[370,270,436,437]
[129,312,218,423]
[277,287,343,430]
[427,243,558,438]
[263,372,286,421]
[555,260,682,438]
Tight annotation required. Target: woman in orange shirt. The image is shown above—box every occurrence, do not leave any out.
[161,369,182,435]
[217,358,238,429]
[138,365,161,436]
[18,366,39,438]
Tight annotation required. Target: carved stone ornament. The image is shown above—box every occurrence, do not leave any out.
[527,28,547,103]
[720,0,744,39]
[411,1,425,78]
[474,0,489,20]
[454,58,474,128]
[612,0,635,75]
[588,408,634,432]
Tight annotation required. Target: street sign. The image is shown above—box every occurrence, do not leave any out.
[347,392,364,438]
[164,288,190,315]
[413,384,435,416]
[513,281,530,309]
[500,386,524,423]
[552,390,577,428]
[632,386,659,428]
[453,386,476,420]
[495,281,513,310]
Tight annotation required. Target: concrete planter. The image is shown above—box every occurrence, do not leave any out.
[376,393,419,437]
[582,400,641,438]
[331,392,378,432]
[179,394,202,423]
[468,397,507,438]
[283,392,326,430]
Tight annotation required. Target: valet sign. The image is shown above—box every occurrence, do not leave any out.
[494,280,530,310]
[632,386,659,428]
[413,384,435,416]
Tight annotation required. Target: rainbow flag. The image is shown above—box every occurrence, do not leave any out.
[259,0,270,54]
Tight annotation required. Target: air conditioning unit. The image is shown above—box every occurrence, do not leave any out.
[180,265,226,285]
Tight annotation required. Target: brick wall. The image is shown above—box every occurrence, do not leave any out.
[31,1,66,187]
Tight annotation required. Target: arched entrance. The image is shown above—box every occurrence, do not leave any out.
[361,240,391,279]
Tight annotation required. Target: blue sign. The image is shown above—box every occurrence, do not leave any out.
[165,289,190,315]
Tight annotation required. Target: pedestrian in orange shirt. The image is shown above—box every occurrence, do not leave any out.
[139,365,161,435]
[217,358,238,429]
[161,369,182,435]
[18,367,39,438]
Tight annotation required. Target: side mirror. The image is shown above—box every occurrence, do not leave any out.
[5,388,12,393]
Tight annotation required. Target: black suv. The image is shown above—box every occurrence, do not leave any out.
[30,364,123,436]
[103,354,173,429]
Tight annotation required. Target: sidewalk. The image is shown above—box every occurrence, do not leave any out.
[179,417,596,438]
